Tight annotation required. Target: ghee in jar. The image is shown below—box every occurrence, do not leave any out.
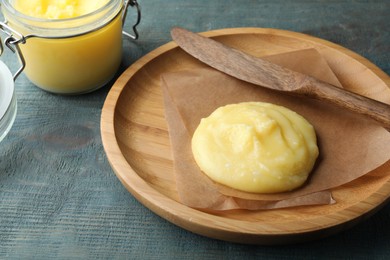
[191,102,319,194]
[2,0,124,94]
[13,0,110,19]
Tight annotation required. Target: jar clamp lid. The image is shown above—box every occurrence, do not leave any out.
[0,0,141,139]
[0,0,141,81]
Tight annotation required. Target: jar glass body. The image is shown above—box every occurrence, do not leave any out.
[0,60,16,142]
[1,0,124,94]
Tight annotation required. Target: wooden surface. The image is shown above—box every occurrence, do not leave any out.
[171,27,390,129]
[101,28,390,244]
[1,0,390,258]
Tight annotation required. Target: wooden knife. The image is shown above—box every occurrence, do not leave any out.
[171,27,390,130]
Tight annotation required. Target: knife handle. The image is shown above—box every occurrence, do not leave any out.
[300,78,390,131]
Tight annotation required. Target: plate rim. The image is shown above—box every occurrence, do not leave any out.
[101,27,390,244]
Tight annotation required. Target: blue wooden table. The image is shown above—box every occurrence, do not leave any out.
[1,0,389,258]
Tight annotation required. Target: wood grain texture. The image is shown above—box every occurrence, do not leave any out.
[101,28,390,244]
[1,0,390,257]
[171,27,390,130]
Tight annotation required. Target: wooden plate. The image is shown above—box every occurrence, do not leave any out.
[101,28,390,244]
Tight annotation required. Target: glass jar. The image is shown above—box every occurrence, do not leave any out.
[0,0,141,94]
[0,59,16,142]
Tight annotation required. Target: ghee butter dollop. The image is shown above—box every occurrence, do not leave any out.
[191,102,319,193]
[14,0,109,19]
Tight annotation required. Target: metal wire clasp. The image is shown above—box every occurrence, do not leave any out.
[122,0,141,40]
[0,21,26,81]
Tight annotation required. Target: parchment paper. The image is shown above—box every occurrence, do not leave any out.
[161,48,390,210]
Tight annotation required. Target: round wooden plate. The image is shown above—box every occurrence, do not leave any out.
[101,28,390,244]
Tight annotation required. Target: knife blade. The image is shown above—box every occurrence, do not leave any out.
[171,27,390,130]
